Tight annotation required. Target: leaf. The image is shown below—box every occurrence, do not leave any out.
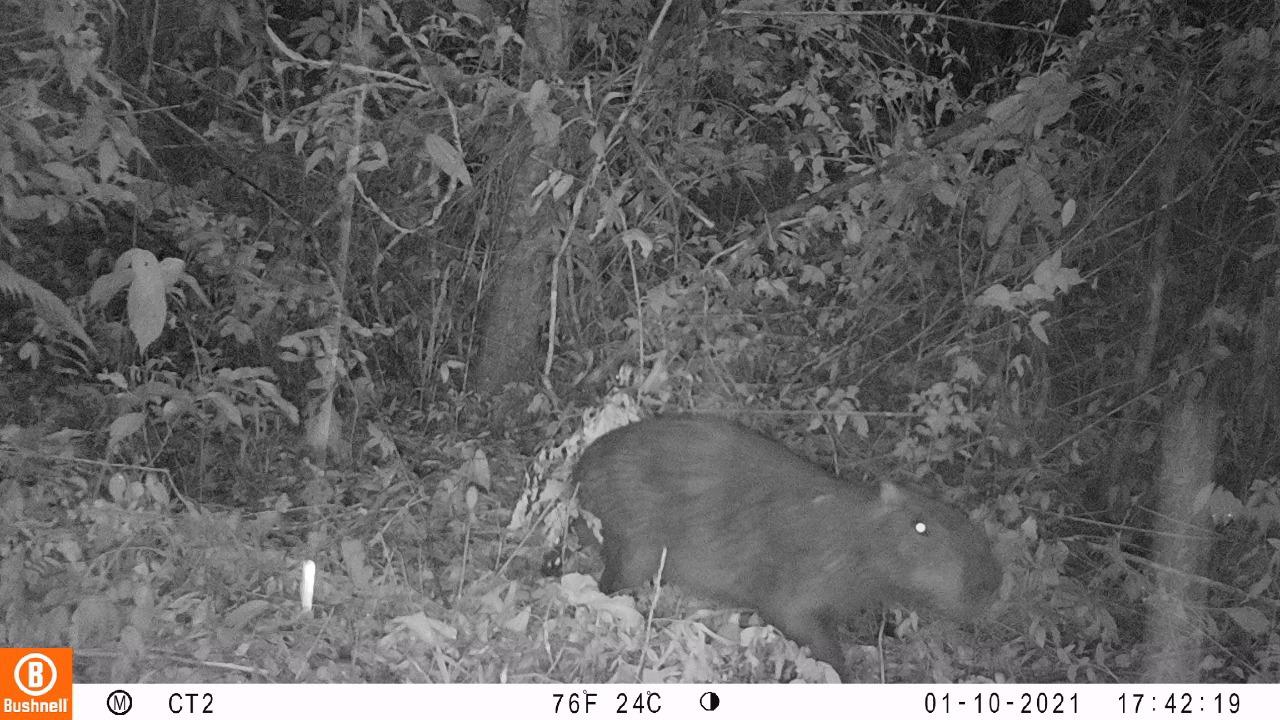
[1207,485,1245,524]
[224,600,271,630]
[112,248,149,273]
[203,391,244,428]
[521,81,561,146]
[848,412,869,438]
[459,448,491,491]
[97,140,120,182]
[154,256,211,308]
[108,472,127,503]
[127,478,147,506]
[551,171,573,199]
[17,342,39,367]
[619,228,653,257]
[71,596,119,647]
[88,267,132,306]
[277,332,310,355]
[1029,310,1050,345]
[1223,606,1269,635]
[125,251,167,352]
[975,283,1014,311]
[100,372,128,389]
[451,0,495,22]
[1032,250,1082,294]
[559,572,603,603]
[2,193,47,220]
[1246,572,1273,599]
[560,573,645,631]
[45,198,70,224]
[844,218,862,245]
[174,271,211,307]
[502,607,530,634]
[108,413,145,452]
[799,264,827,285]
[220,318,254,344]
[0,260,95,349]
[589,129,607,157]
[43,161,82,187]
[144,473,169,506]
[219,3,245,42]
[423,133,471,186]
[388,611,457,646]
[156,257,185,280]
[304,146,328,174]
[984,166,1024,245]
[255,379,299,424]
[341,538,371,585]
[1020,515,1039,540]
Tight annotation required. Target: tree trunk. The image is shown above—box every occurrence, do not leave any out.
[472,0,568,392]
[473,217,554,391]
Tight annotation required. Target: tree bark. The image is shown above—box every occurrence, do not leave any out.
[472,0,568,392]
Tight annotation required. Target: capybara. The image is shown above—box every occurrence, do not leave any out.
[575,416,1001,677]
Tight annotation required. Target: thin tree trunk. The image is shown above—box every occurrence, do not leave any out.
[472,0,569,392]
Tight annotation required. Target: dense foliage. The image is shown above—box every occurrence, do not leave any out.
[1,0,1277,682]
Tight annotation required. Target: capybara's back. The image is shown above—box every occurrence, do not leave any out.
[575,416,1001,676]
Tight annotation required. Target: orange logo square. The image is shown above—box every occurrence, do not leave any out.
[0,648,72,719]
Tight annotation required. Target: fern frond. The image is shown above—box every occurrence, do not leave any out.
[0,259,96,350]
